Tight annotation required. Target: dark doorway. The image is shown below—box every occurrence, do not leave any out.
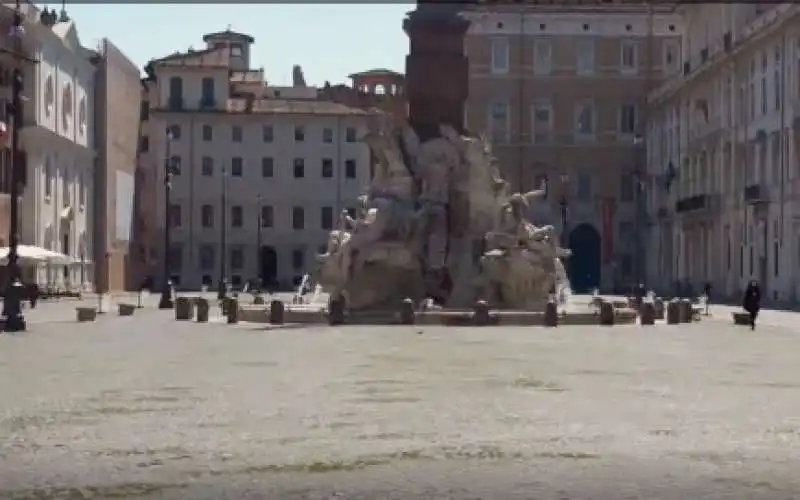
[259,246,277,286]
[62,233,70,282]
[567,223,601,293]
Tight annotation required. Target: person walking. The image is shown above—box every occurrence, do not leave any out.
[742,280,761,331]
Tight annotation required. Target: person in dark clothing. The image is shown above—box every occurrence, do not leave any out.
[742,280,761,331]
[703,281,712,315]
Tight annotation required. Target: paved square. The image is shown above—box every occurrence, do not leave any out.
[1,311,799,499]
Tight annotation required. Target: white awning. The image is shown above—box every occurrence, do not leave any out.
[0,245,75,265]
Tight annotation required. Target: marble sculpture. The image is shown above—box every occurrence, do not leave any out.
[314,124,571,312]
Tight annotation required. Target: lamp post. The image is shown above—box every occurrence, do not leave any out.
[2,1,28,331]
[217,164,228,300]
[559,173,569,249]
[633,133,646,286]
[256,193,262,286]
[157,129,175,309]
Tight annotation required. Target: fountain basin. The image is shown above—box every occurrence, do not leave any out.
[237,305,638,327]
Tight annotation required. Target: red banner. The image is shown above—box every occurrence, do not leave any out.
[602,199,614,264]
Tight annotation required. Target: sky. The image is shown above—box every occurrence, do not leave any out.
[50,3,413,86]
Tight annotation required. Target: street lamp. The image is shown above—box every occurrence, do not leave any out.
[2,1,28,332]
[633,133,646,286]
[559,173,569,249]
[217,164,228,300]
[157,128,175,309]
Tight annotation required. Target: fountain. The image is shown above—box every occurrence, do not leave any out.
[314,124,576,318]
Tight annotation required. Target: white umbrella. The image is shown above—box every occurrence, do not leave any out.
[0,245,74,265]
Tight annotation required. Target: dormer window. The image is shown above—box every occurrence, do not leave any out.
[230,43,243,57]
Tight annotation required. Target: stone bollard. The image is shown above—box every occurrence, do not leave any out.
[599,301,615,326]
[666,300,680,325]
[544,301,558,327]
[639,302,655,325]
[679,299,692,323]
[76,306,97,322]
[472,300,491,326]
[328,297,345,326]
[196,298,209,323]
[269,299,284,325]
[175,297,193,321]
[220,297,231,317]
[118,303,135,317]
[253,295,265,305]
[399,297,415,325]
[653,297,665,320]
[227,298,240,324]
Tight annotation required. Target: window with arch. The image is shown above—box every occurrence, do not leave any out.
[78,96,87,135]
[44,156,53,199]
[44,75,54,117]
[62,83,73,131]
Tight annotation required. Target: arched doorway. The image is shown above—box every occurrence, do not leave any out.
[567,223,601,293]
[259,246,277,286]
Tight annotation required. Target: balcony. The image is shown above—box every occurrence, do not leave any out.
[675,194,714,214]
[744,184,767,204]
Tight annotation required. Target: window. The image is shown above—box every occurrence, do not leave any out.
[775,46,782,111]
[167,124,181,140]
[62,166,70,206]
[761,51,768,115]
[79,173,85,206]
[618,221,635,241]
[293,158,305,178]
[346,207,356,219]
[620,174,634,202]
[533,40,552,75]
[261,157,274,178]
[230,247,244,270]
[168,203,182,228]
[771,132,781,184]
[575,101,595,136]
[139,136,149,152]
[322,127,333,143]
[294,125,305,142]
[199,244,215,270]
[168,156,182,176]
[230,43,243,57]
[489,101,509,144]
[345,159,356,179]
[576,40,595,74]
[201,204,214,228]
[531,100,553,144]
[262,125,274,142]
[168,76,183,104]
[202,124,213,142]
[619,104,637,134]
[45,157,52,198]
[232,125,242,143]
[231,157,243,177]
[292,248,305,271]
[201,156,213,177]
[490,38,509,74]
[140,101,149,121]
[321,206,334,230]
[261,205,273,227]
[345,127,357,143]
[168,245,183,271]
[576,173,593,201]
[321,158,333,178]
[620,41,638,74]
[292,206,305,230]
[201,77,215,106]
[231,205,243,227]
[663,40,679,72]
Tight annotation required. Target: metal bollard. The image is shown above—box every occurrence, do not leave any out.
[679,299,692,323]
[473,300,490,326]
[399,297,415,325]
[195,298,209,323]
[666,300,680,325]
[175,297,193,321]
[653,297,665,320]
[227,298,239,324]
[269,299,284,325]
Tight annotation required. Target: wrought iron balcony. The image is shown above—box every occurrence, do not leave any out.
[744,184,767,204]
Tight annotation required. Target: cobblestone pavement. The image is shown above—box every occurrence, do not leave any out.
[1,312,800,499]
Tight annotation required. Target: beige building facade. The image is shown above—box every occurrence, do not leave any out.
[461,3,681,292]
[646,4,800,302]
[141,30,374,290]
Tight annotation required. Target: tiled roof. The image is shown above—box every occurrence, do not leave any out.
[226,98,368,116]
[151,47,229,68]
